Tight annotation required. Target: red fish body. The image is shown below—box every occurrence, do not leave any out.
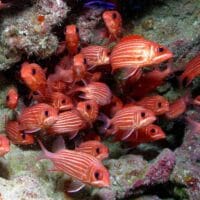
[108,105,156,139]
[6,121,34,145]
[180,53,200,86]
[75,140,109,161]
[165,97,187,119]
[110,35,173,79]
[135,95,169,116]
[75,82,112,106]
[102,10,122,40]
[76,100,99,124]
[129,66,172,99]
[6,88,19,109]
[18,103,58,133]
[65,25,79,56]
[47,110,86,139]
[20,62,47,91]
[81,46,110,70]
[0,135,10,157]
[38,140,110,190]
[124,124,166,146]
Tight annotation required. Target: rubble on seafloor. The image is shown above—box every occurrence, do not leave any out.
[0,0,199,200]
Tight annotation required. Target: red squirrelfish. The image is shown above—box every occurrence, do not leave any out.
[75,82,112,106]
[5,87,19,109]
[38,140,110,192]
[110,35,173,79]
[47,110,86,139]
[81,45,110,70]
[20,62,47,91]
[75,140,109,161]
[76,100,99,124]
[134,95,169,116]
[65,25,79,56]
[107,105,156,140]
[180,53,200,86]
[102,10,122,40]
[18,103,58,133]
[0,135,10,157]
[124,124,166,146]
[6,120,35,145]
[129,65,172,99]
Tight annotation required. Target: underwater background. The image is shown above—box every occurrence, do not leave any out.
[0,0,199,199]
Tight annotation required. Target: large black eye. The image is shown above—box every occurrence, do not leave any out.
[61,99,66,104]
[158,47,164,53]
[6,95,9,102]
[158,102,162,108]
[96,147,100,154]
[83,58,87,65]
[21,132,26,140]
[86,104,91,110]
[32,68,36,75]
[141,112,146,118]
[150,128,156,133]
[44,110,49,117]
[94,171,100,180]
[112,12,117,20]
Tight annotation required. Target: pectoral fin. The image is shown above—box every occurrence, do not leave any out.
[67,180,85,193]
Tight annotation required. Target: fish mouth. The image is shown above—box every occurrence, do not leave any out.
[152,133,166,140]
[92,180,110,188]
[153,52,173,64]
[44,116,58,127]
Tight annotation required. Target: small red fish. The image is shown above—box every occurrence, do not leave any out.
[134,95,169,116]
[47,110,86,139]
[0,135,10,157]
[5,87,19,109]
[6,121,35,145]
[129,65,172,99]
[180,53,200,86]
[76,100,99,124]
[106,105,156,140]
[65,25,79,56]
[110,35,173,79]
[102,10,122,40]
[18,103,58,133]
[47,92,73,111]
[20,62,46,91]
[75,140,109,161]
[38,140,110,191]
[75,82,112,106]
[165,97,187,119]
[124,124,166,146]
[81,45,110,70]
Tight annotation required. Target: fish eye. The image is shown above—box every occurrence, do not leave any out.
[31,68,36,75]
[6,95,10,102]
[76,27,79,34]
[158,102,162,108]
[141,112,146,118]
[21,132,26,140]
[96,147,100,154]
[86,104,91,110]
[112,12,117,20]
[61,99,66,104]
[94,170,102,180]
[158,47,164,53]
[83,58,87,65]
[44,110,49,117]
[150,128,156,133]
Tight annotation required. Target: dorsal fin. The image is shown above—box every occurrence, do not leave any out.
[120,34,144,42]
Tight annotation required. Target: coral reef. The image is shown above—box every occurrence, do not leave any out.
[0,0,69,71]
